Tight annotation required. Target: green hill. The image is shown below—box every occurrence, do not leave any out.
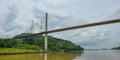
[0,33,84,52]
[112,46,120,50]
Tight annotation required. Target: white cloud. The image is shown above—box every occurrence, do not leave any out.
[42,0,74,5]
[0,0,120,49]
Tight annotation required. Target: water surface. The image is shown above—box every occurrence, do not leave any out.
[0,50,120,60]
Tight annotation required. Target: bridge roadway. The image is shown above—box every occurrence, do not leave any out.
[19,19,120,38]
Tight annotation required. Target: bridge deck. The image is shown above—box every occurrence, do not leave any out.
[19,19,120,38]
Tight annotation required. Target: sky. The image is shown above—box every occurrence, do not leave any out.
[0,0,120,49]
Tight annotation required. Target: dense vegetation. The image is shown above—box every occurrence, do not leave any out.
[0,48,37,53]
[0,33,84,52]
[112,46,120,50]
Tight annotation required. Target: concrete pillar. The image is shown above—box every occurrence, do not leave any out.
[45,13,48,52]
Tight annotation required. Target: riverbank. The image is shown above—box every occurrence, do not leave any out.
[0,48,41,55]
[0,48,37,53]
[0,52,44,55]
[0,48,83,55]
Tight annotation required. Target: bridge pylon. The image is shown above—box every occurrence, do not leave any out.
[44,12,48,52]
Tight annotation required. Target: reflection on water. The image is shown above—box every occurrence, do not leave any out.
[44,53,47,60]
[0,50,120,60]
[47,52,83,60]
[74,50,120,60]
[0,52,83,60]
[44,52,83,60]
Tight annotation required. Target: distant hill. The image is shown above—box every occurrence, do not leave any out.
[0,33,84,52]
[112,46,120,50]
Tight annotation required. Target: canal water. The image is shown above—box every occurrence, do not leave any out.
[0,50,120,60]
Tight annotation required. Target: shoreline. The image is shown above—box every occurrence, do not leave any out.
[0,52,47,55]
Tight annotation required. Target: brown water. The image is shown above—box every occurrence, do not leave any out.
[0,50,120,60]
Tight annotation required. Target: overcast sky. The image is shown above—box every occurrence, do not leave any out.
[0,0,120,49]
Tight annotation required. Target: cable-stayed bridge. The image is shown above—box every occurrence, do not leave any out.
[22,13,120,52]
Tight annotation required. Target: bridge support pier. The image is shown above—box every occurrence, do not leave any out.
[44,13,48,52]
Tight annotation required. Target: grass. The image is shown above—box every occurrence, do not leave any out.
[0,48,37,53]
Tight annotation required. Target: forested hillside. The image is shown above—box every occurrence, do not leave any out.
[112,47,120,50]
[0,33,84,52]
